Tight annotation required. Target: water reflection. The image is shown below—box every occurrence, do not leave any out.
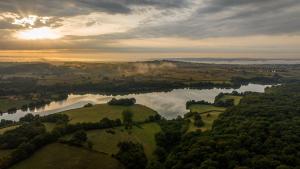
[0,84,271,121]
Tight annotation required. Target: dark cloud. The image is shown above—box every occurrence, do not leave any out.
[0,0,299,54]
[110,0,300,39]
[0,19,21,29]
[0,0,187,17]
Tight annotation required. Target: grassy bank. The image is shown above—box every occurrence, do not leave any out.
[62,104,157,124]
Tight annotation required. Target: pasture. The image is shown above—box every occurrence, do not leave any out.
[187,103,226,132]
[63,123,161,159]
[0,125,20,134]
[188,104,226,113]
[218,95,243,105]
[9,143,124,169]
[62,104,157,124]
[188,111,223,132]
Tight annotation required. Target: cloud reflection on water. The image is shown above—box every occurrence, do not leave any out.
[0,83,271,121]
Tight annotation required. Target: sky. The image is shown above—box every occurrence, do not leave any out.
[0,0,299,62]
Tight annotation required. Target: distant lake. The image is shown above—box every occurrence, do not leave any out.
[1,83,272,121]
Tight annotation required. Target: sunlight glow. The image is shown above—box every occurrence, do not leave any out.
[16,27,61,40]
[13,15,38,27]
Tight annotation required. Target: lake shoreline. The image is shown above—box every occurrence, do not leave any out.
[0,83,273,121]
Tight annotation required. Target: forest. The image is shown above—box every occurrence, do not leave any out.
[150,83,300,169]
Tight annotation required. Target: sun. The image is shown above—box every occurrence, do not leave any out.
[16,27,61,40]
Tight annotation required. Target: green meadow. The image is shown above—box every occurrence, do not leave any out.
[218,95,243,105]
[188,104,226,113]
[85,123,161,159]
[187,104,226,132]
[62,104,157,124]
[188,111,223,132]
[1,104,160,169]
[10,143,125,169]
[0,125,20,135]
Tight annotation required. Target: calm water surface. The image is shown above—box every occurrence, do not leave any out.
[0,84,272,121]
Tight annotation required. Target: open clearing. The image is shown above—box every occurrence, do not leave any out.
[188,104,226,113]
[62,104,157,124]
[43,123,57,132]
[10,143,124,169]
[187,104,225,132]
[87,123,161,159]
[65,122,161,159]
[188,111,223,132]
[0,125,20,134]
[219,95,243,105]
[0,149,14,159]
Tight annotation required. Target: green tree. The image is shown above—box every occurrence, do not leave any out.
[87,140,94,149]
[123,110,133,129]
[116,141,147,169]
[70,130,87,146]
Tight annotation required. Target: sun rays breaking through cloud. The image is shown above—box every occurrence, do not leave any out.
[0,0,299,61]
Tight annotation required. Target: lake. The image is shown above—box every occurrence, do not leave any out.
[0,83,272,121]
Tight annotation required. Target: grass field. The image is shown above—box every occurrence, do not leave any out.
[0,149,14,159]
[187,94,241,132]
[62,104,157,124]
[85,123,161,159]
[43,123,57,132]
[10,143,124,169]
[187,104,225,132]
[188,104,226,113]
[0,125,20,134]
[219,95,243,105]
[188,111,223,132]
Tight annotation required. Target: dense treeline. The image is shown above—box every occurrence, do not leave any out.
[19,113,69,124]
[231,74,281,85]
[0,74,281,98]
[0,122,46,149]
[214,98,234,107]
[186,95,234,109]
[154,118,189,163]
[60,130,88,147]
[0,80,234,97]
[0,120,16,128]
[116,141,148,169]
[108,98,136,106]
[0,92,68,114]
[186,100,212,109]
[155,83,300,169]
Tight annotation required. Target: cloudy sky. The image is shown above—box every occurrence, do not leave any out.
[0,0,299,61]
